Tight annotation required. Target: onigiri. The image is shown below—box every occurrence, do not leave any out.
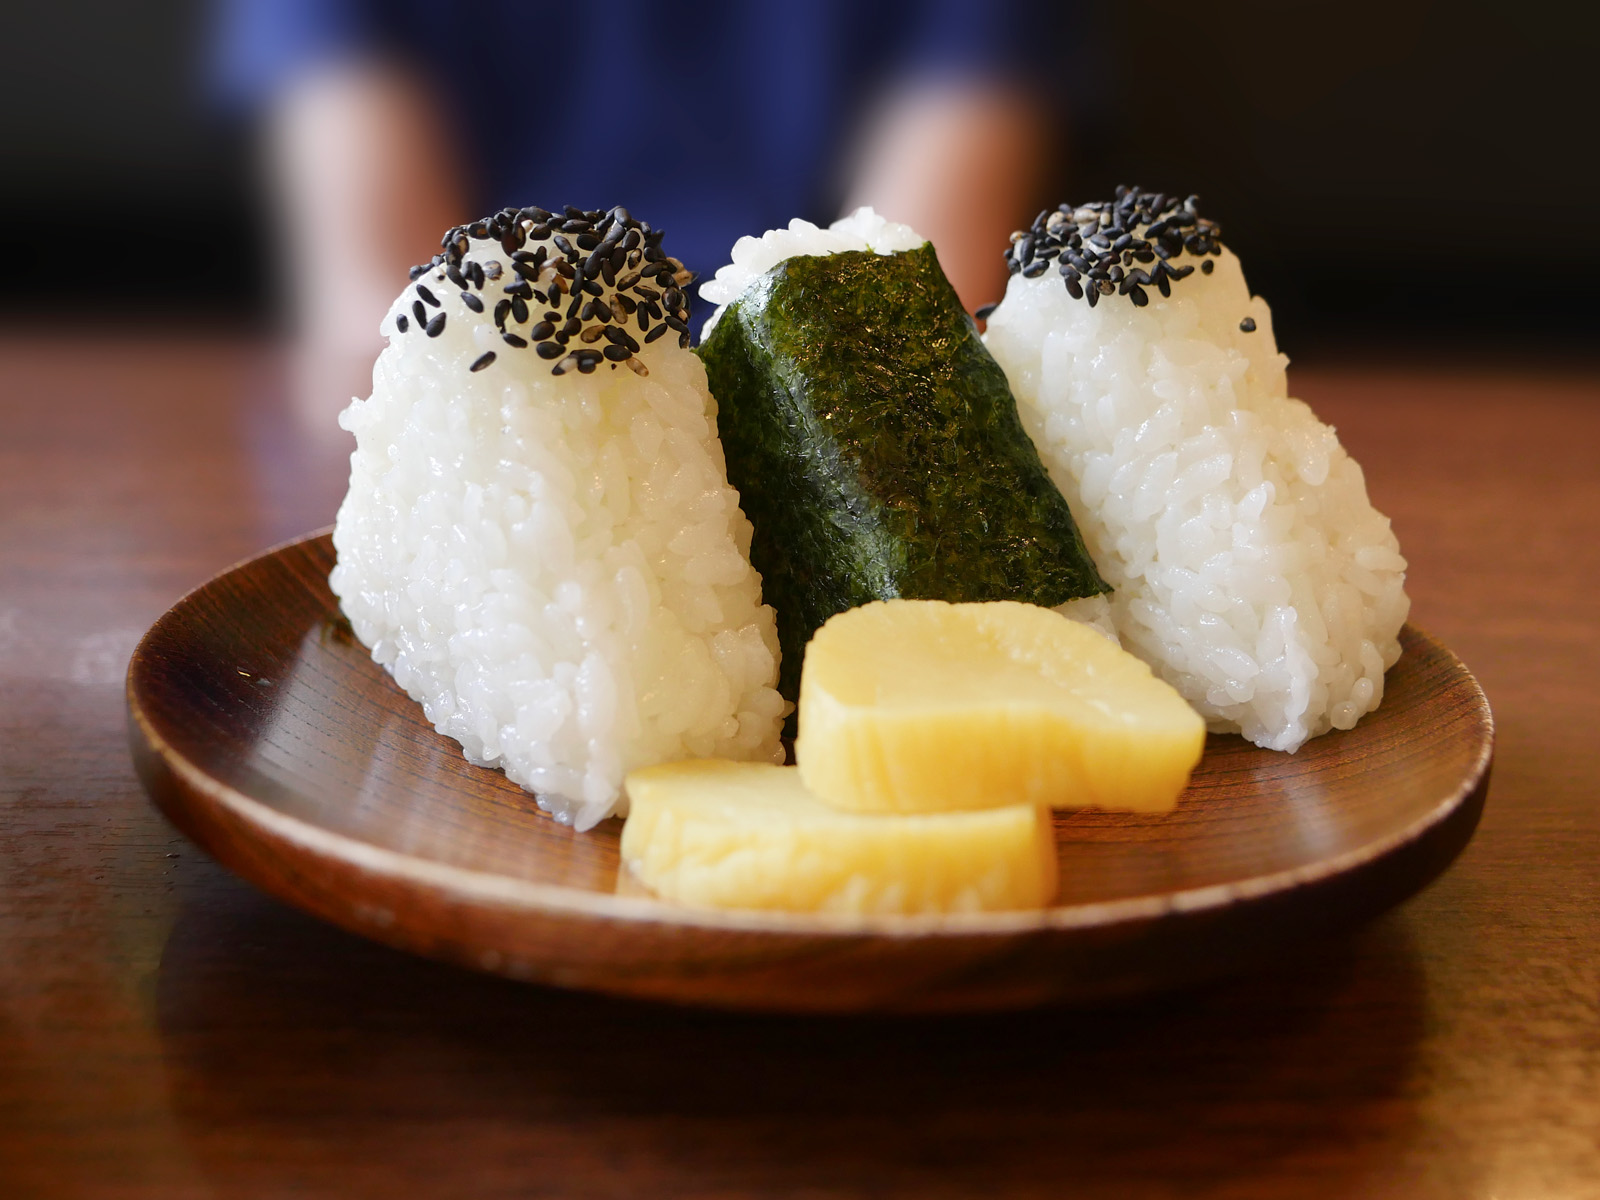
[331,205,787,830]
[983,188,1409,752]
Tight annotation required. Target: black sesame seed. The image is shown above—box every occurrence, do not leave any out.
[536,340,564,359]
[484,261,503,280]
[409,264,428,281]
[602,344,630,362]
[576,233,600,252]
[1005,188,1225,308]
[425,312,447,337]
[643,323,668,343]
[396,314,410,332]
[502,332,528,348]
[974,303,998,321]
[461,292,484,313]
[469,351,496,372]
[1201,259,1215,274]
[561,317,582,337]
[1129,285,1149,306]
[446,266,466,289]
[412,299,427,326]
[529,320,555,341]
[1239,316,1257,332]
[552,234,576,258]
[580,325,606,343]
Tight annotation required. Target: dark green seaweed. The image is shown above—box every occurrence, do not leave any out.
[698,242,1108,706]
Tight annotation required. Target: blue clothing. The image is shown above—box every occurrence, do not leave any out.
[209,0,1065,287]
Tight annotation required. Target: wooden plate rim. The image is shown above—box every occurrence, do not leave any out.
[127,528,1495,940]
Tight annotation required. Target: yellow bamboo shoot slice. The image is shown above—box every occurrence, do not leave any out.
[797,599,1205,814]
[621,760,1056,914]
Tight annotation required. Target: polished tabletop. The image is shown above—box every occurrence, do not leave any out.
[1,334,1596,1198]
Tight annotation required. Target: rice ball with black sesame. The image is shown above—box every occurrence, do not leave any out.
[983,189,1409,752]
[331,206,787,830]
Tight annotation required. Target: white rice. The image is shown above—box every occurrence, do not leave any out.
[331,237,787,830]
[698,207,924,339]
[984,246,1409,751]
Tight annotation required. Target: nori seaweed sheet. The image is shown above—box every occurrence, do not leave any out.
[698,242,1109,706]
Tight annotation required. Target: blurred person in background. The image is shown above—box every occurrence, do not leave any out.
[209,0,1070,435]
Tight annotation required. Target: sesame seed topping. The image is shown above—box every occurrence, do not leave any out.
[1004,187,1223,309]
[396,314,409,333]
[469,351,496,372]
[407,204,695,377]
[1239,316,1257,332]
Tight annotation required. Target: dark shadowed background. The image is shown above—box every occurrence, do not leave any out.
[3,0,1595,358]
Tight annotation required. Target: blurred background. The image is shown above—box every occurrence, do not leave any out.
[2,0,1595,366]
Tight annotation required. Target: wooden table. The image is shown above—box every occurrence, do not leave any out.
[2,335,1595,1198]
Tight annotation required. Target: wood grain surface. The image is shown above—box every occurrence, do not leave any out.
[1,336,1596,1196]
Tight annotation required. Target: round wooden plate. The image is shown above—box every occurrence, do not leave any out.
[127,531,1492,1013]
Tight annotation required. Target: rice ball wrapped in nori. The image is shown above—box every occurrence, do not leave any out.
[331,206,786,830]
[698,208,1113,708]
[982,188,1409,752]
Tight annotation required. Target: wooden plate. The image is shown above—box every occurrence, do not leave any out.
[127,531,1492,1013]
